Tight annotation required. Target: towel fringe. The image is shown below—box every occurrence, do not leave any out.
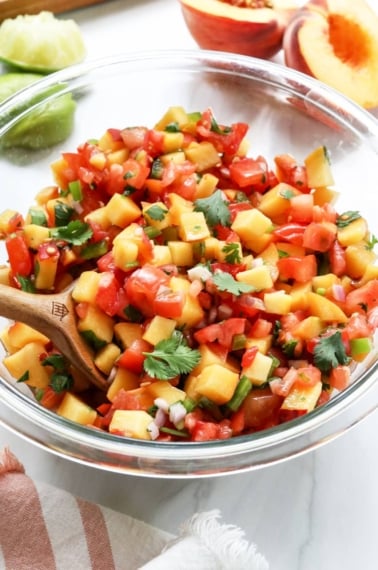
[176,509,269,570]
[0,447,25,475]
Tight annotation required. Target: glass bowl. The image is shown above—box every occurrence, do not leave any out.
[1,50,378,478]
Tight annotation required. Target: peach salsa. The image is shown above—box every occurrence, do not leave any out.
[1,106,378,442]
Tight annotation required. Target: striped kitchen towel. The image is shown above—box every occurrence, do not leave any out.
[0,447,268,570]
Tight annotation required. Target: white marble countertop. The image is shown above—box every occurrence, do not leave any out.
[1,1,378,568]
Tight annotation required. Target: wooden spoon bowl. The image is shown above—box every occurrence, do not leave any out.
[0,282,109,390]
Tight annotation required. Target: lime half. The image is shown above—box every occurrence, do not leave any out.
[0,11,86,73]
[0,72,76,150]
[0,72,44,103]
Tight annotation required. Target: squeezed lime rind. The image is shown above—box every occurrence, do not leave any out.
[0,72,44,103]
[0,11,86,73]
[0,74,76,150]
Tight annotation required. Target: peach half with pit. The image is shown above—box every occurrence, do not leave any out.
[283,0,378,109]
[179,0,298,60]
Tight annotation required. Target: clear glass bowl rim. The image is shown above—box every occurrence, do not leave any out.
[1,49,378,477]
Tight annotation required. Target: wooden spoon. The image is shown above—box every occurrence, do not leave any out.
[0,282,109,390]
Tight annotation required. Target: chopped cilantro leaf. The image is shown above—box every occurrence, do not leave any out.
[50,372,74,393]
[17,275,35,293]
[222,242,242,264]
[143,330,200,380]
[54,201,75,227]
[50,221,93,245]
[80,330,107,351]
[313,330,350,373]
[123,186,137,196]
[194,190,230,228]
[278,249,289,258]
[279,187,296,200]
[336,211,361,228]
[42,354,66,371]
[17,371,29,383]
[282,339,298,358]
[366,234,378,251]
[210,116,231,134]
[124,304,144,323]
[164,122,180,133]
[212,270,253,295]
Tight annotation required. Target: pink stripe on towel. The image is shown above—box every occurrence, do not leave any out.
[0,449,56,570]
[77,497,116,570]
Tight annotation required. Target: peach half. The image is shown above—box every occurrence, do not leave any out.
[283,0,378,109]
[179,0,298,60]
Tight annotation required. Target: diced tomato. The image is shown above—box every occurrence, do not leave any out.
[289,193,314,224]
[328,239,346,276]
[229,407,245,435]
[294,365,321,388]
[97,251,116,272]
[95,272,122,316]
[144,129,165,157]
[169,172,197,200]
[117,339,152,374]
[278,408,307,423]
[6,234,33,277]
[80,186,107,217]
[75,302,89,319]
[124,265,170,316]
[230,293,265,318]
[96,402,112,416]
[317,389,331,406]
[241,346,258,368]
[302,222,336,252]
[328,365,351,391]
[210,262,246,278]
[213,225,240,242]
[152,286,185,319]
[120,126,147,150]
[196,108,249,155]
[113,387,154,411]
[241,388,283,430]
[194,318,246,349]
[189,419,232,441]
[106,159,149,196]
[249,318,272,338]
[2,212,24,235]
[273,223,306,245]
[228,201,253,223]
[270,367,298,397]
[274,153,309,192]
[313,203,337,224]
[277,254,317,282]
[367,306,378,329]
[344,313,373,340]
[39,386,66,410]
[229,157,268,189]
[345,280,378,313]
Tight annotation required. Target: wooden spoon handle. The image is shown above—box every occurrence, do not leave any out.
[0,283,108,390]
[0,283,72,334]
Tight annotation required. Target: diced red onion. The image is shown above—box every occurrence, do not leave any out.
[147,422,160,441]
[189,279,203,298]
[217,303,233,320]
[332,284,346,302]
[154,407,167,428]
[187,265,213,282]
[154,397,169,413]
[169,402,187,427]
[72,201,84,214]
[208,306,218,324]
